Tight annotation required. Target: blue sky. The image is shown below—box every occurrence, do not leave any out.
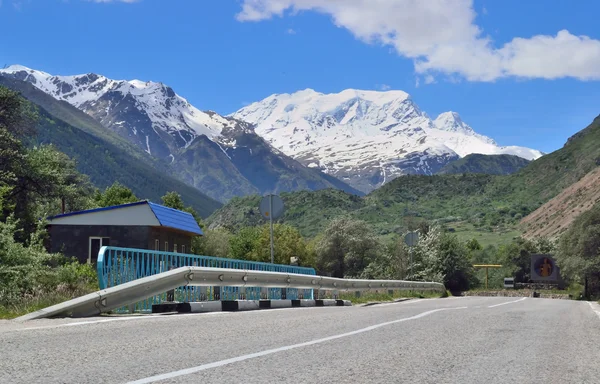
[1,0,600,153]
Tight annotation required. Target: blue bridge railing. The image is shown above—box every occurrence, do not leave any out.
[97,246,316,313]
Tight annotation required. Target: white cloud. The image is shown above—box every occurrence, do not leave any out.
[424,75,436,85]
[236,0,600,82]
[286,28,296,34]
[378,84,391,91]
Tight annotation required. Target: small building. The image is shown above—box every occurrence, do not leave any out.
[47,200,203,263]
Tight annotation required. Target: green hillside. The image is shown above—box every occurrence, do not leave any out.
[207,114,600,243]
[437,154,530,175]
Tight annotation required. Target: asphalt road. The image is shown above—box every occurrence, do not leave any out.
[1,297,599,384]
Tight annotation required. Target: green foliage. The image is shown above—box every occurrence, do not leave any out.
[360,236,410,280]
[192,228,233,258]
[315,217,379,278]
[436,234,477,291]
[557,202,600,296]
[437,154,530,175]
[161,191,204,229]
[0,86,37,138]
[228,226,261,260]
[253,224,315,267]
[94,181,138,207]
[497,237,556,283]
[0,217,97,311]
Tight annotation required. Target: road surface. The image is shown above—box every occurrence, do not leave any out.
[1,297,599,384]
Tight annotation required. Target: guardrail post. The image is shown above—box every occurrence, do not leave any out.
[281,288,287,300]
[332,290,338,299]
[214,286,221,301]
[261,287,268,300]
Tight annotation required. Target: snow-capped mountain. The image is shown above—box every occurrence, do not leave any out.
[0,64,225,159]
[0,65,361,201]
[232,89,543,192]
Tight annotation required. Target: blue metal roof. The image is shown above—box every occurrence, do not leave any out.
[48,201,148,220]
[48,200,203,236]
[148,202,203,236]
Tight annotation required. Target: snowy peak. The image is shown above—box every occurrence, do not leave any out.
[434,111,475,134]
[232,88,543,192]
[0,64,228,157]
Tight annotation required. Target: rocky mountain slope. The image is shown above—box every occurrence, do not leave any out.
[232,89,543,193]
[0,77,222,217]
[0,65,361,201]
[520,167,600,239]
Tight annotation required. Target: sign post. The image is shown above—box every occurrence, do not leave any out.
[404,231,419,279]
[259,194,284,264]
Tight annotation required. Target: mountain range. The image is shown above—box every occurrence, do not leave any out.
[0,65,361,202]
[232,89,543,192]
[0,65,543,200]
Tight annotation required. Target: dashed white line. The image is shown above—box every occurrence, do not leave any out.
[587,301,600,320]
[488,297,527,308]
[125,306,468,384]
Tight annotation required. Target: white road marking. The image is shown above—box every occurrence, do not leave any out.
[125,306,468,384]
[14,312,232,331]
[587,301,600,320]
[488,297,527,308]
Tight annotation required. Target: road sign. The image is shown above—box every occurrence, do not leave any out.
[259,194,284,220]
[404,231,419,247]
[530,254,558,282]
[504,277,515,289]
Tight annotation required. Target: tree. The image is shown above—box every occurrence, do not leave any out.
[2,144,95,242]
[0,86,37,138]
[192,228,232,258]
[161,191,204,229]
[161,191,185,211]
[316,217,379,278]
[497,237,555,284]
[0,88,95,241]
[251,224,313,266]
[94,181,138,208]
[228,226,260,260]
[557,203,600,297]
[361,235,410,280]
[436,233,476,291]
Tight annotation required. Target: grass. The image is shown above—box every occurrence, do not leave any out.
[0,294,74,319]
[0,286,97,320]
[339,290,448,305]
[450,221,520,248]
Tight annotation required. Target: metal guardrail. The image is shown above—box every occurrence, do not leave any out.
[97,246,317,313]
[16,267,446,320]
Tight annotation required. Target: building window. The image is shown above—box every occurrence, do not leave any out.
[174,243,178,253]
[155,239,159,251]
[89,237,110,264]
[181,245,186,254]
[164,241,168,252]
